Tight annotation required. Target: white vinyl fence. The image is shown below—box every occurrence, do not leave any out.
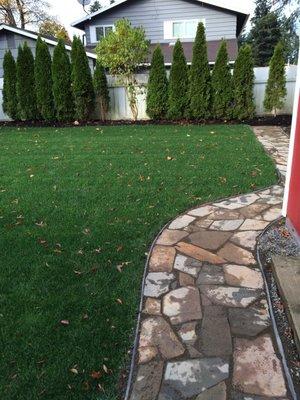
[0,65,297,121]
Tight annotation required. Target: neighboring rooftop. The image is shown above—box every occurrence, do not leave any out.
[71,0,249,36]
[0,23,97,59]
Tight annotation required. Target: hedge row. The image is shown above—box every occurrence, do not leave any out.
[3,38,110,122]
[147,23,256,121]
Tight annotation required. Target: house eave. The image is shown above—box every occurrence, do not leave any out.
[71,0,250,33]
[0,24,97,59]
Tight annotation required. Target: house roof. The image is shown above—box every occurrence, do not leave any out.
[149,38,238,64]
[71,0,249,35]
[0,24,97,59]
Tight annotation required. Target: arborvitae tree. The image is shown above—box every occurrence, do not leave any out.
[52,39,74,121]
[264,42,287,116]
[3,50,18,119]
[146,46,168,120]
[16,42,38,120]
[35,37,55,121]
[189,22,211,119]
[167,40,189,120]
[94,63,110,121]
[233,45,256,120]
[72,36,95,120]
[211,41,233,119]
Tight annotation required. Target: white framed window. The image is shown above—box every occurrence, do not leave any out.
[164,19,205,40]
[91,25,114,42]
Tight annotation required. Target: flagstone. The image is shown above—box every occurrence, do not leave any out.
[174,254,202,277]
[228,300,270,337]
[163,358,229,398]
[198,306,232,357]
[156,229,189,246]
[158,384,185,400]
[197,264,225,285]
[163,286,202,324]
[188,230,231,250]
[169,215,195,230]
[179,272,195,286]
[209,209,242,220]
[231,393,286,400]
[230,231,260,250]
[176,242,226,264]
[217,243,256,265]
[144,272,175,298]
[239,219,270,231]
[149,245,176,272]
[188,205,217,217]
[214,193,259,210]
[257,195,282,205]
[262,206,282,222]
[139,317,185,362]
[195,382,227,400]
[200,285,262,308]
[239,203,270,218]
[143,298,161,315]
[210,219,244,231]
[233,335,287,397]
[223,265,264,289]
[130,361,164,400]
[178,321,198,343]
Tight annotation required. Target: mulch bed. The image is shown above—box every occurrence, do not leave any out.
[0,114,292,129]
[257,219,300,397]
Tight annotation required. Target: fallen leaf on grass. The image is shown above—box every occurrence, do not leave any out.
[60,319,70,326]
[116,298,123,305]
[90,370,103,380]
[70,368,78,375]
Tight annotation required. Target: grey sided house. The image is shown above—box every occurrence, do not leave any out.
[72,0,249,64]
[0,24,97,120]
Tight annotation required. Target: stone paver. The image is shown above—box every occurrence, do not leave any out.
[188,230,231,250]
[164,358,229,398]
[169,215,195,230]
[223,264,264,289]
[228,300,270,337]
[163,286,202,324]
[157,229,189,245]
[233,335,287,397]
[174,254,202,277]
[198,306,232,357]
[149,246,176,272]
[130,362,164,400]
[196,382,226,400]
[139,317,185,363]
[144,272,175,298]
[218,242,256,265]
[128,127,290,400]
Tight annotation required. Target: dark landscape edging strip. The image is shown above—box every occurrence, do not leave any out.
[124,219,171,400]
[257,220,298,400]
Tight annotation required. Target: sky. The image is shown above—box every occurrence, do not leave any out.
[48,0,256,36]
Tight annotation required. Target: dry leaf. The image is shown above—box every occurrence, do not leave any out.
[70,368,78,375]
[90,370,102,380]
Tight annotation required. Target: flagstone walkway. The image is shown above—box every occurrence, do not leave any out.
[128,126,291,400]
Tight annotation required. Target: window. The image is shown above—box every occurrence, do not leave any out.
[95,25,114,41]
[164,19,204,40]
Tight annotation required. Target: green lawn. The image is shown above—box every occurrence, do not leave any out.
[0,124,276,399]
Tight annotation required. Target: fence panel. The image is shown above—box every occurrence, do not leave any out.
[0,67,297,121]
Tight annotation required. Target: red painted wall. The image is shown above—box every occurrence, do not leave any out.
[287,97,300,236]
